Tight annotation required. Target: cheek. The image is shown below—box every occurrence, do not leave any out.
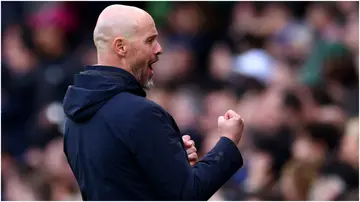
[132,51,148,67]
[138,49,152,65]
[129,44,146,59]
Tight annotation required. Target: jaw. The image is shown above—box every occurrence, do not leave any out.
[143,79,154,89]
[144,65,155,89]
[137,64,155,89]
[133,59,158,89]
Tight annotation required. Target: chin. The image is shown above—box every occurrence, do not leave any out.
[143,79,154,90]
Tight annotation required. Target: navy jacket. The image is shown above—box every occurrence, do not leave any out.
[63,65,243,201]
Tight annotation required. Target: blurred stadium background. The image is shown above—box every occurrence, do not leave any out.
[1,1,359,201]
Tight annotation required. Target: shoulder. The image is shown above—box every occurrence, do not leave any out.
[100,92,169,124]
[119,92,166,113]
[130,95,170,122]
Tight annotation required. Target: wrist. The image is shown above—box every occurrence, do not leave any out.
[220,135,240,146]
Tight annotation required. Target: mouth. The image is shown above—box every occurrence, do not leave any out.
[148,64,154,71]
[148,58,159,71]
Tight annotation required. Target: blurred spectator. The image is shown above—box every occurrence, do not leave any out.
[200,89,237,133]
[208,42,232,82]
[1,1,358,201]
[339,118,359,170]
[292,122,342,164]
[279,160,319,200]
[309,160,359,201]
[2,25,38,159]
[152,43,195,87]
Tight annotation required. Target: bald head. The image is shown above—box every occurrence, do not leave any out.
[93,4,150,51]
[92,4,162,89]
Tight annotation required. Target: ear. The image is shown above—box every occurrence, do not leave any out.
[113,37,126,56]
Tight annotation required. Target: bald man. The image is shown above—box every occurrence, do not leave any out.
[63,4,244,201]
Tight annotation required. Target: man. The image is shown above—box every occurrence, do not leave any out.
[63,4,244,201]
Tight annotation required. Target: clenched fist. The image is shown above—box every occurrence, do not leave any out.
[182,135,198,166]
[217,110,244,145]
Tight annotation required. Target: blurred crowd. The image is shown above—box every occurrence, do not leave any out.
[1,1,359,201]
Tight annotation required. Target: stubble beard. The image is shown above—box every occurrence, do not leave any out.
[131,65,154,90]
[144,78,154,90]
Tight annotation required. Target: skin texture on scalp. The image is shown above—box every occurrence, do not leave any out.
[93,5,148,50]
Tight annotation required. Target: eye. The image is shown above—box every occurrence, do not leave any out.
[146,36,156,44]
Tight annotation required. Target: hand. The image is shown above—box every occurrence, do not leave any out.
[182,135,198,166]
[217,109,244,145]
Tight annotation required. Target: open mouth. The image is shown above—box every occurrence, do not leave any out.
[148,64,153,71]
[148,63,154,71]
[148,59,159,70]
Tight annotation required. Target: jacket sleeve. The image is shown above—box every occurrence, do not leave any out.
[128,105,243,201]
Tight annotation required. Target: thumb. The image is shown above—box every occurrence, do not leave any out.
[218,116,226,125]
[182,135,191,142]
[225,110,240,119]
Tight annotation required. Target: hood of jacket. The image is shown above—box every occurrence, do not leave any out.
[63,65,146,122]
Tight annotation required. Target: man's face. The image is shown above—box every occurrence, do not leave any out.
[127,17,162,89]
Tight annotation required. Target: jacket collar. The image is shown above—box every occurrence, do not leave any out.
[83,65,146,97]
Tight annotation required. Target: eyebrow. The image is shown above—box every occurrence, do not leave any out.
[147,33,158,39]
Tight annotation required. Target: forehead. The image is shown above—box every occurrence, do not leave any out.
[136,14,158,37]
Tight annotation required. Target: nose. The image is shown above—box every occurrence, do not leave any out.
[155,41,163,55]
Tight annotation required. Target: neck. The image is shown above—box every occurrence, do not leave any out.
[97,53,135,77]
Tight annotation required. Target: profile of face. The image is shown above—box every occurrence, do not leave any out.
[95,6,163,89]
[124,16,163,89]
